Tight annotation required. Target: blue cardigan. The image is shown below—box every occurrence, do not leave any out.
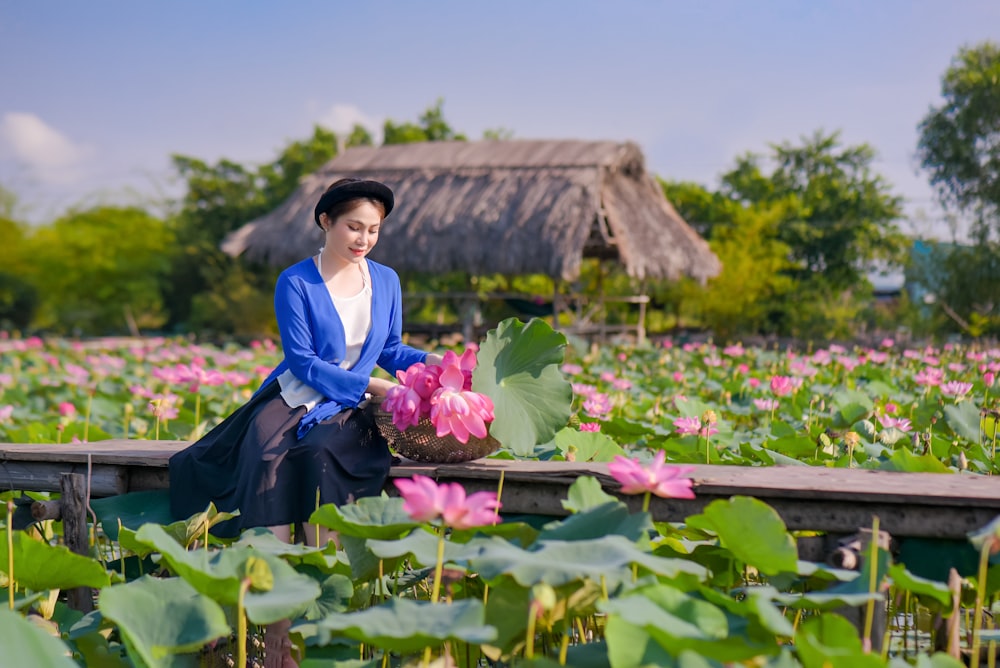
[257,257,427,438]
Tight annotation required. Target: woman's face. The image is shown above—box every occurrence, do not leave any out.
[321,200,382,266]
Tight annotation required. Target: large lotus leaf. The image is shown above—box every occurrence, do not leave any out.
[299,570,353,621]
[537,501,653,543]
[134,524,320,621]
[944,401,983,443]
[686,496,798,576]
[878,447,951,473]
[0,607,79,668]
[760,547,890,611]
[605,619,751,667]
[366,529,489,567]
[0,530,110,591]
[305,597,496,653]
[232,528,338,570]
[795,613,884,668]
[472,317,572,456]
[469,534,706,588]
[553,428,625,462]
[601,585,777,662]
[562,475,618,513]
[338,533,405,583]
[90,490,173,542]
[97,575,229,667]
[888,563,952,609]
[309,496,419,540]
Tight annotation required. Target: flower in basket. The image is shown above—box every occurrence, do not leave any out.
[382,317,575,459]
[383,350,495,443]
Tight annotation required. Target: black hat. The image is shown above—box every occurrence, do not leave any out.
[313,178,394,226]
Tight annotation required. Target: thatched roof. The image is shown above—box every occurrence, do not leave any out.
[222,139,721,283]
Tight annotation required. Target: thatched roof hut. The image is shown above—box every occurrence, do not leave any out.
[222,139,720,283]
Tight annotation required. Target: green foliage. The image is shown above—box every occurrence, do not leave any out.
[165,125,337,331]
[0,607,79,668]
[0,271,38,331]
[472,317,573,456]
[661,131,907,339]
[22,206,173,334]
[917,41,1000,238]
[383,98,466,145]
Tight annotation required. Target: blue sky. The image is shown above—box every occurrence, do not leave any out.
[1,1,997,238]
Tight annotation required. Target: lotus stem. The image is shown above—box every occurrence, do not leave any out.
[972,538,992,668]
[863,515,880,652]
[431,528,446,604]
[559,630,569,665]
[6,500,14,610]
[236,578,251,668]
[525,603,537,660]
[84,389,93,442]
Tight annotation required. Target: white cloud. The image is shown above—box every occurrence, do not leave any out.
[317,104,384,144]
[0,112,92,184]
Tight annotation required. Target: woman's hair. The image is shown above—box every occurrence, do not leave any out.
[315,178,389,228]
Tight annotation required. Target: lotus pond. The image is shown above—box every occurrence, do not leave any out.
[1,325,1000,667]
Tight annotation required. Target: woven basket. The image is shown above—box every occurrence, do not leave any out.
[368,396,501,463]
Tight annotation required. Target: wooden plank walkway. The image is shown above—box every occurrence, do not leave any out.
[2,440,1000,540]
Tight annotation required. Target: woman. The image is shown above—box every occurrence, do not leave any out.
[169,177,440,543]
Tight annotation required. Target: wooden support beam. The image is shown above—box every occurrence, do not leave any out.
[60,473,93,613]
[0,461,128,496]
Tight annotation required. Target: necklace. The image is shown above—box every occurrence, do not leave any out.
[317,248,366,289]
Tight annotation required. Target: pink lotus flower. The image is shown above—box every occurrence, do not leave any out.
[608,450,695,499]
[58,402,76,418]
[394,475,500,529]
[579,422,601,432]
[884,402,898,414]
[880,338,895,348]
[877,415,913,432]
[673,416,718,438]
[382,383,424,431]
[429,363,494,443]
[0,404,13,423]
[940,381,973,398]
[754,398,780,412]
[769,375,794,397]
[913,367,944,387]
[561,363,583,376]
[582,393,613,419]
[985,372,996,388]
[441,349,477,391]
[672,371,685,383]
[748,377,761,389]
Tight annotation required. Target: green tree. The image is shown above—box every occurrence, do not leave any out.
[661,181,795,338]
[165,125,338,331]
[0,200,35,330]
[916,41,1000,337]
[24,207,174,334]
[383,98,467,145]
[661,132,907,339]
[917,41,1000,239]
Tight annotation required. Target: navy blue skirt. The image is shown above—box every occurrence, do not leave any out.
[168,381,392,538]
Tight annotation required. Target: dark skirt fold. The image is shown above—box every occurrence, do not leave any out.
[169,382,392,538]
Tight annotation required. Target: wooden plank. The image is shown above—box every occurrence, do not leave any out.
[0,461,128,496]
[4,442,1000,539]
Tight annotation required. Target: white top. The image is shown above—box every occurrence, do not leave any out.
[278,257,373,410]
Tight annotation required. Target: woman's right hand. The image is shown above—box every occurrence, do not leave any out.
[367,376,396,397]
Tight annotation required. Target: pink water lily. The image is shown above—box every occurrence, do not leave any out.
[769,375,794,397]
[394,475,501,529]
[429,363,494,443]
[382,383,423,431]
[941,381,973,398]
[608,450,696,500]
[877,415,913,432]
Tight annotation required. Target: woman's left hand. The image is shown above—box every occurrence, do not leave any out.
[367,377,396,397]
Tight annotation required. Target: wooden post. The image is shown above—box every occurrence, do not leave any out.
[60,473,94,613]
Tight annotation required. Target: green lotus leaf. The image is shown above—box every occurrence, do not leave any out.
[473,317,572,456]
[90,490,173,543]
[0,530,110,591]
[553,427,625,462]
[309,495,419,540]
[305,597,496,652]
[537,501,653,543]
[561,475,618,513]
[944,401,983,443]
[795,613,884,668]
[133,523,319,622]
[686,496,798,576]
[0,607,79,668]
[97,575,229,667]
[469,534,706,588]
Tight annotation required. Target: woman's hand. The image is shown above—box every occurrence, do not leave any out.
[367,376,397,397]
[425,353,444,366]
